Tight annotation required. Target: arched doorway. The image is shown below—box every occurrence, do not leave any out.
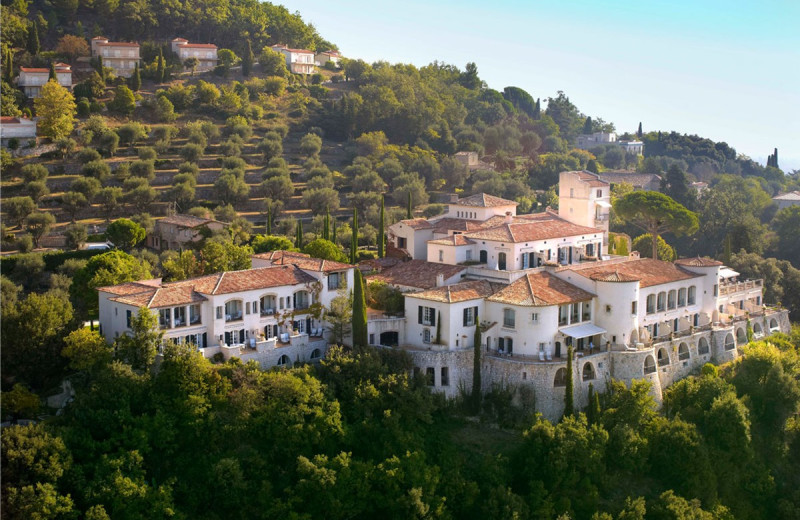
[698,337,710,355]
[657,347,669,366]
[554,368,567,387]
[582,362,595,381]
[479,250,488,263]
[644,355,656,374]
[736,328,747,345]
[678,343,690,360]
[724,333,735,350]
[498,252,507,270]
[753,322,763,336]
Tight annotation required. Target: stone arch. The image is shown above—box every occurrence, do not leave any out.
[644,355,656,374]
[277,354,290,366]
[554,368,567,387]
[769,317,778,330]
[582,362,595,381]
[310,348,321,359]
[698,337,710,355]
[657,347,670,366]
[753,322,763,336]
[736,327,747,345]
[678,342,690,360]
[724,333,735,350]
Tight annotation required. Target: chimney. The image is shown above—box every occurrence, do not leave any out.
[436,273,445,287]
[505,211,513,224]
[450,193,459,203]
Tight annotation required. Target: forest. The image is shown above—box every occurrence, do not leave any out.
[2,0,800,518]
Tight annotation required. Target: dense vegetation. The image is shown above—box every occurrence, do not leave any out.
[3,1,800,518]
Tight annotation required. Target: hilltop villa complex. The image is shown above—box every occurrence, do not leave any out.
[99,171,791,421]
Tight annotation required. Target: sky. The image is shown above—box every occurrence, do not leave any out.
[288,0,800,171]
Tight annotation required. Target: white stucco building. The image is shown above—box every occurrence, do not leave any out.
[271,44,315,74]
[91,37,140,77]
[17,63,72,98]
[171,38,219,72]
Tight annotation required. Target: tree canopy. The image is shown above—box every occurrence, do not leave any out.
[614,191,699,260]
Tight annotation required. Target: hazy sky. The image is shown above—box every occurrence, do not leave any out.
[289,0,800,171]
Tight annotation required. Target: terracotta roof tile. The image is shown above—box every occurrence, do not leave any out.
[589,270,641,282]
[465,218,602,243]
[410,280,504,303]
[366,260,466,290]
[158,214,223,228]
[568,170,608,187]
[96,41,140,47]
[212,265,316,294]
[431,218,484,233]
[573,258,702,288]
[179,43,218,49]
[98,280,162,295]
[674,257,723,267]
[428,235,475,246]
[253,250,353,273]
[111,285,207,308]
[488,272,594,307]
[455,193,518,207]
[773,191,800,201]
[397,218,434,230]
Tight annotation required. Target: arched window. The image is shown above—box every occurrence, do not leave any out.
[479,250,488,263]
[646,294,656,314]
[698,337,710,354]
[769,318,778,330]
[657,292,666,312]
[667,290,676,309]
[644,355,656,374]
[554,368,567,387]
[753,322,763,337]
[657,347,669,366]
[310,348,321,359]
[724,333,735,350]
[498,252,507,271]
[736,327,747,345]
[293,290,311,310]
[688,286,696,305]
[582,362,595,381]
[678,288,687,306]
[225,299,243,322]
[678,343,690,360]
[277,354,290,366]
[260,294,277,315]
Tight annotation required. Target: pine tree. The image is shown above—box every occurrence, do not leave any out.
[350,207,358,264]
[157,48,165,83]
[130,63,141,91]
[242,39,254,77]
[564,345,574,418]
[407,191,412,219]
[351,269,368,348]
[49,62,57,81]
[472,315,482,413]
[266,206,272,235]
[637,122,643,138]
[378,195,385,258]
[27,21,40,56]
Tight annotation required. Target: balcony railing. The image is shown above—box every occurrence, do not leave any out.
[719,279,763,296]
[225,311,243,322]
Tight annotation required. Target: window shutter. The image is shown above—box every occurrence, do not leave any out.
[431,309,436,327]
[473,306,478,323]
[418,306,423,324]
[463,308,468,326]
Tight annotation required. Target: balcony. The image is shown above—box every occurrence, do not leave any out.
[719,279,762,296]
[225,312,243,322]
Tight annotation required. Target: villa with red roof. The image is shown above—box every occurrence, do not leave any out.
[271,44,315,74]
[0,117,37,147]
[171,38,219,72]
[91,37,140,77]
[17,63,72,98]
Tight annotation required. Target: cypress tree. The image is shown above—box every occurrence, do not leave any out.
[350,207,358,264]
[130,63,141,91]
[27,21,40,56]
[266,206,272,235]
[435,311,441,344]
[4,48,13,84]
[332,219,337,246]
[378,195,385,258]
[295,220,304,249]
[323,208,330,241]
[773,148,779,169]
[587,383,596,424]
[407,191,412,219]
[157,48,165,83]
[637,122,643,138]
[534,98,541,119]
[564,345,574,418]
[242,39,254,77]
[96,55,105,81]
[472,315,482,413]
[582,116,593,135]
[351,269,368,348]
[49,62,57,81]
[616,236,628,256]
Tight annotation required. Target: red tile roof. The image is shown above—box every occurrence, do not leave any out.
[271,44,313,54]
[488,272,595,307]
[211,265,316,294]
[569,170,609,187]
[410,280,503,303]
[397,218,434,230]
[455,193,518,207]
[172,38,189,42]
[464,218,602,243]
[573,258,702,288]
[674,257,723,267]
[19,66,71,73]
[428,235,475,246]
[96,42,140,47]
[588,270,641,283]
[158,214,223,228]
[253,250,353,273]
[431,218,484,234]
[366,260,466,290]
[179,43,218,49]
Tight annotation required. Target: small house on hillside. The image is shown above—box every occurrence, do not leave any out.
[0,117,37,148]
[271,44,315,74]
[315,49,341,67]
[91,37,140,77]
[171,38,218,72]
[147,214,227,251]
[18,63,72,98]
[773,191,800,210]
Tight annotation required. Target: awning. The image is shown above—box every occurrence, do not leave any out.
[595,200,612,208]
[719,268,739,279]
[560,323,606,339]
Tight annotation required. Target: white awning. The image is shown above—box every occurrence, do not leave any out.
[560,323,606,339]
[595,200,612,208]
[719,268,739,279]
